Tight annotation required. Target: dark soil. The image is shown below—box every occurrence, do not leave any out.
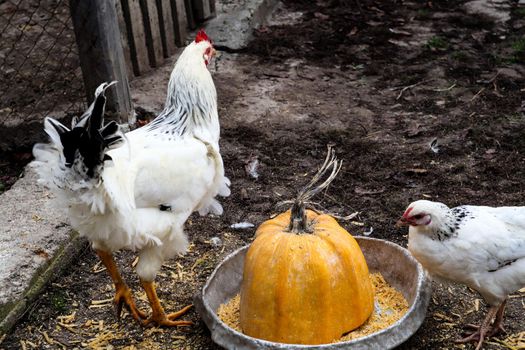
[2,0,525,349]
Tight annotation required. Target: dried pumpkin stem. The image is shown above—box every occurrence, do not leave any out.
[289,146,342,234]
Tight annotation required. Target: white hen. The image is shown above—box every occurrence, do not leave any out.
[31,30,230,327]
[397,200,525,349]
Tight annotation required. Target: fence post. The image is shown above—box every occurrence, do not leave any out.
[69,0,134,124]
[192,0,215,22]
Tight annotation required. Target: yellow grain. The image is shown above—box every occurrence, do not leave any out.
[145,327,165,336]
[217,294,241,330]
[58,322,78,334]
[25,340,38,348]
[433,312,454,322]
[91,298,113,305]
[338,273,409,342]
[40,330,53,345]
[489,331,525,350]
[92,261,106,273]
[57,311,76,324]
[86,330,118,349]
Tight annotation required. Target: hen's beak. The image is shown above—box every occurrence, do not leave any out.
[395,217,409,228]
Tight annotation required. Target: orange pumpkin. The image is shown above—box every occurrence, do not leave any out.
[239,149,374,344]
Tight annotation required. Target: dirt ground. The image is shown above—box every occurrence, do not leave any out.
[2,0,525,349]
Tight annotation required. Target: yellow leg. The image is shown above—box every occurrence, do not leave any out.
[140,280,193,327]
[95,250,147,321]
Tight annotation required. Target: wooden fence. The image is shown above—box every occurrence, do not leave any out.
[69,0,215,123]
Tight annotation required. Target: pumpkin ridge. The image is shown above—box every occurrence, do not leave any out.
[314,240,338,341]
[240,231,280,336]
[312,215,375,331]
[274,236,291,340]
[319,231,355,335]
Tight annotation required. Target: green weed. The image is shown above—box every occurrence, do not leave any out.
[427,36,449,50]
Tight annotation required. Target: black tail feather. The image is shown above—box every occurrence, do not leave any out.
[88,92,106,136]
[100,121,119,137]
[54,82,124,178]
[104,136,124,148]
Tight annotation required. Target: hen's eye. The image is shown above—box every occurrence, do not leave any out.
[413,214,424,220]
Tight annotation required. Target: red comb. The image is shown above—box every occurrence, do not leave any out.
[195,29,210,43]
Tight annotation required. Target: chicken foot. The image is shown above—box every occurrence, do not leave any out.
[95,250,147,321]
[463,299,507,337]
[455,302,504,350]
[140,280,193,327]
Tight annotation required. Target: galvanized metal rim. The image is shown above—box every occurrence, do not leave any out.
[197,236,431,349]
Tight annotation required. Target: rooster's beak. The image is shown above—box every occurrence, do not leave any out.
[395,217,409,228]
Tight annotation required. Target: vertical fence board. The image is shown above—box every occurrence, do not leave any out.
[155,0,168,58]
[192,0,213,22]
[171,0,188,46]
[159,0,176,56]
[114,0,134,77]
[184,0,196,29]
[127,0,150,75]
[143,0,164,67]
[209,0,216,17]
[80,0,213,81]
[70,0,133,123]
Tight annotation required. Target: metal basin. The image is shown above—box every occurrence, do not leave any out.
[195,237,431,350]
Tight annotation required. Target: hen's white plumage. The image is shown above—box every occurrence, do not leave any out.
[398,200,525,349]
[31,30,229,326]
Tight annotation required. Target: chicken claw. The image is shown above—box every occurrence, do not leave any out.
[458,299,507,349]
[142,305,194,327]
[141,280,193,327]
[114,282,147,321]
[463,322,506,337]
[455,305,499,350]
[95,250,147,322]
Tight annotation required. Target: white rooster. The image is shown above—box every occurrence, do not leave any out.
[31,30,230,327]
[397,200,525,349]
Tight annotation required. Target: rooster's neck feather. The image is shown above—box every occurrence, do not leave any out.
[146,44,219,142]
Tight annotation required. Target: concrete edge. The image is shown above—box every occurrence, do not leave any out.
[0,231,87,337]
